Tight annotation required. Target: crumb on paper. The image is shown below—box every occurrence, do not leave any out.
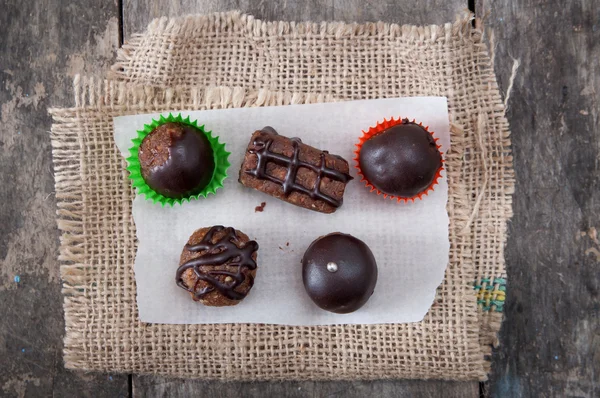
[254,202,266,212]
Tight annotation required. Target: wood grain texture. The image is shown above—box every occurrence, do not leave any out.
[133,379,479,398]
[10,0,598,396]
[477,1,600,397]
[123,0,466,40]
[0,1,128,397]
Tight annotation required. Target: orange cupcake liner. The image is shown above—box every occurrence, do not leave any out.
[353,117,445,203]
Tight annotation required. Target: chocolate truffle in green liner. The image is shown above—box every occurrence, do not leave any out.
[126,113,230,207]
[139,122,215,199]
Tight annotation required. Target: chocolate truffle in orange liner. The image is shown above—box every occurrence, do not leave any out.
[354,117,444,202]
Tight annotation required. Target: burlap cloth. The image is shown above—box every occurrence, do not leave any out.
[50,11,513,381]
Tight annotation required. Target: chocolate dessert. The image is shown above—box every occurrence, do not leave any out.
[176,226,259,306]
[239,127,353,213]
[302,233,378,314]
[357,119,443,199]
[138,122,215,199]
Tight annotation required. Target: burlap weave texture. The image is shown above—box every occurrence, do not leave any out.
[50,11,513,380]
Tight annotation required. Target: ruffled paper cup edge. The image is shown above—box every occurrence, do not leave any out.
[125,113,231,207]
[353,117,444,203]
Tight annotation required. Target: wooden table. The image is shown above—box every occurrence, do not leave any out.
[1,1,597,396]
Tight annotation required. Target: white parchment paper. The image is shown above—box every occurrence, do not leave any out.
[113,97,450,325]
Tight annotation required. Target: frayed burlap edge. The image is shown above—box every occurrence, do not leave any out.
[50,76,485,380]
[50,11,513,381]
[109,11,480,87]
[110,10,514,375]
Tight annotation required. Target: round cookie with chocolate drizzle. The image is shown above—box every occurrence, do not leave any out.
[176,226,259,306]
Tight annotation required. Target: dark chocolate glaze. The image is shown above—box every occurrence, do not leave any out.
[245,128,353,208]
[176,226,259,301]
[141,123,215,199]
[302,233,378,314]
[261,126,279,135]
[358,120,442,197]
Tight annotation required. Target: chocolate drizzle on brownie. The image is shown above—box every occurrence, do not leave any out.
[176,226,258,300]
[245,130,353,208]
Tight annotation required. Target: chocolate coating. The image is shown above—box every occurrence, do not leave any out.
[359,121,442,197]
[139,122,215,198]
[302,233,378,314]
[240,127,353,212]
[177,226,259,307]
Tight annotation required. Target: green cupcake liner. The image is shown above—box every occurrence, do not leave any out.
[126,113,230,207]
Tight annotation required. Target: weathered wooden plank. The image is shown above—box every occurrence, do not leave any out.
[123,0,467,40]
[0,1,129,397]
[332,0,468,26]
[124,1,479,397]
[476,1,600,397]
[133,379,479,398]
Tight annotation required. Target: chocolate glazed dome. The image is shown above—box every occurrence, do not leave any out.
[358,119,443,199]
[302,233,378,314]
[138,122,215,199]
